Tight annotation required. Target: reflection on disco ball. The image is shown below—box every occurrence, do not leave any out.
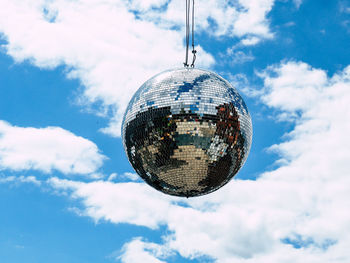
[122,68,252,197]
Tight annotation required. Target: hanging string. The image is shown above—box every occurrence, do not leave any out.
[190,0,197,67]
[184,0,197,68]
[184,0,190,67]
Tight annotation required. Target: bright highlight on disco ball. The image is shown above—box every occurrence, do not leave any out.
[122,68,252,197]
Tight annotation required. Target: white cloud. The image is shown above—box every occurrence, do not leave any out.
[0,120,106,175]
[0,0,213,137]
[50,61,350,262]
[226,49,255,64]
[127,0,169,12]
[49,178,173,229]
[117,238,171,263]
[122,172,140,181]
[241,36,261,45]
[139,0,274,39]
[233,0,274,38]
[107,172,140,182]
[0,175,41,186]
[19,175,42,185]
[0,0,276,137]
[259,61,328,116]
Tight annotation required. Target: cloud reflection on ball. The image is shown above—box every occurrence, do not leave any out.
[122,68,252,197]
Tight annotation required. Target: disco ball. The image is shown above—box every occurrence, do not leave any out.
[122,68,252,197]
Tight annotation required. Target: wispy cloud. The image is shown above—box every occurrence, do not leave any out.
[0,175,41,186]
[241,36,261,46]
[107,172,140,182]
[117,238,172,263]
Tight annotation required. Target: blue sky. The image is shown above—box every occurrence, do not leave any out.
[0,0,349,262]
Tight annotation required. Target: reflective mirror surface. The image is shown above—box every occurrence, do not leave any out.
[122,68,252,197]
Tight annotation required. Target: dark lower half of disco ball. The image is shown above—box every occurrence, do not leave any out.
[124,102,247,197]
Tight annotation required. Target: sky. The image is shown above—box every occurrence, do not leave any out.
[0,0,349,262]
